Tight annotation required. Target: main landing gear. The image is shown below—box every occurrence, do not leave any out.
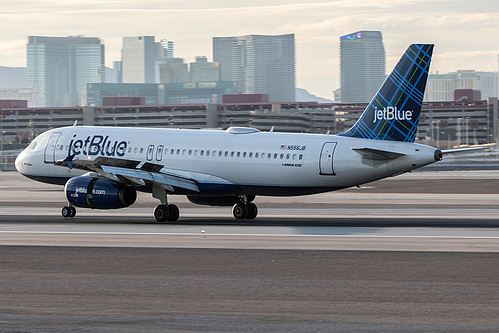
[153,204,180,222]
[152,185,179,222]
[61,205,76,218]
[232,196,258,220]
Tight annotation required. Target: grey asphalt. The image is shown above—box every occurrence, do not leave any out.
[2,171,499,332]
[1,247,499,332]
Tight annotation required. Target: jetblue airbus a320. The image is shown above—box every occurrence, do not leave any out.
[15,44,441,222]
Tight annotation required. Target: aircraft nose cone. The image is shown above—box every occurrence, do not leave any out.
[15,150,27,173]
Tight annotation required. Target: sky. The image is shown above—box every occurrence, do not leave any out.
[0,0,498,99]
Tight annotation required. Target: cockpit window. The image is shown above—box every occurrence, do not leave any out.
[26,132,51,151]
[28,141,37,149]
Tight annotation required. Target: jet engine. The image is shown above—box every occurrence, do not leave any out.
[65,176,137,209]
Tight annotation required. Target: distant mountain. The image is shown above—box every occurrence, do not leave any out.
[295,88,333,103]
[0,66,26,88]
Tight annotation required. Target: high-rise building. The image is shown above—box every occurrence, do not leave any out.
[158,58,188,83]
[213,34,295,102]
[340,31,385,103]
[425,70,498,101]
[122,36,158,83]
[27,36,104,107]
[189,56,220,82]
[122,36,175,84]
[113,61,122,83]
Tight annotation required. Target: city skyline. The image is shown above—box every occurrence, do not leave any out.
[1,0,498,99]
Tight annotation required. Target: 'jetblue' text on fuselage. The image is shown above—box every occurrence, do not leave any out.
[68,135,127,157]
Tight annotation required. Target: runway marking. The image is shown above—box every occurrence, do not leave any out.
[0,231,499,239]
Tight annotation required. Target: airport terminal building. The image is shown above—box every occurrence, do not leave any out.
[1,98,497,151]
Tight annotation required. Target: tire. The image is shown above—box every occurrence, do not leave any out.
[62,206,71,218]
[246,202,258,219]
[69,206,76,218]
[167,204,180,222]
[154,205,169,222]
[232,202,248,220]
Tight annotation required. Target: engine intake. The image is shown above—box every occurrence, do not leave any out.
[65,176,137,209]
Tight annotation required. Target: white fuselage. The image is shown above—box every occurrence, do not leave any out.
[15,126,439,196]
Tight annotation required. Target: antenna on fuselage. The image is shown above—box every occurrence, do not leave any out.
[73,120,78,126]
[269,126,275,133]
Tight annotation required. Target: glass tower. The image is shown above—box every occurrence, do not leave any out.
[213,34,295,102]
[27,36,104,107]
[340,31,385,103]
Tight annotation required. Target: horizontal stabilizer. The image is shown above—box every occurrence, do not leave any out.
[352,147,406,160]
[442,147,487,154]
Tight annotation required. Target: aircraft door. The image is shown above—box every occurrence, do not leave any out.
[44,132,62,164]
[319,142,337,175]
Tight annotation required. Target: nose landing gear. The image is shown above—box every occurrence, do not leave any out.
[61,205,76,218]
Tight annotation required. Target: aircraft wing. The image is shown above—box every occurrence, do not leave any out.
[55,156,200,193]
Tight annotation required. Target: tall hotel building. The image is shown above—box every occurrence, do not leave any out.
[27,36,105,107]
[121,36,174,84]
[340,31,385,103]
[213,34,295,102]
[122,36,158,83]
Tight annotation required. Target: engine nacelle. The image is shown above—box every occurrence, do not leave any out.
[187,195,254,206]
[65,176,137,209]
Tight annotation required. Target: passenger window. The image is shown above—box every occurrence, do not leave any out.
[299,154,303,160]
[274,153,277,159]
[231,151,234,157]
[206,151,210,156]
[255,153,259,158]
[200,150,204,156]
[243,152,247,158]
[224,151,228,157]
[237,152,240,157]
[286,154,290,159]
[249,152,253,158]
[280,154,284,159]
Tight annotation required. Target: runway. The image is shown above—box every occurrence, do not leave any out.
[2,170,499,251]
[1,171,499,332]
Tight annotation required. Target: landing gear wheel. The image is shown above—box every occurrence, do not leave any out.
[62,206,76,218]
[167,204,180,222]
[232,202,248,219]
[246,202,258,219]
[154,205,169,222]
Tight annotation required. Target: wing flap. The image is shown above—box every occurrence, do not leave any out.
[100,165,199,192]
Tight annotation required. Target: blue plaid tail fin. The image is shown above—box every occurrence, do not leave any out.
[339,44,433,142]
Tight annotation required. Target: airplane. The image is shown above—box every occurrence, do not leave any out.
[15,43,441,222]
